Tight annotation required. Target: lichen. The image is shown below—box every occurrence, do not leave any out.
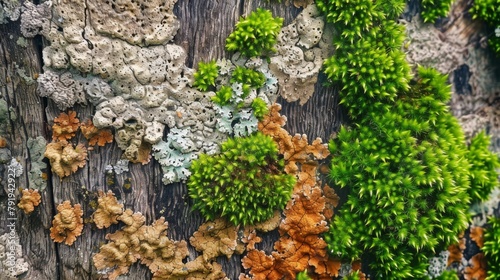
[44,141,87,178]
[17,188,41,214]
[269,4,333,105]
[80,119,113,147]
[0,0,21,24]
[26,136,47,190]
[92,190,124,229]
[50,201,84,246]
[0,232,29,279]
[52,111,80,141]
[7,158,23,178]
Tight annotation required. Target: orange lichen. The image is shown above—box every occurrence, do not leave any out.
[242,104,340,279]
[44,141,87,178]
[80,119,113,146]
[241,229,262,251]
[127,141,152,164]
[323,185,339,220]
[153,256,227,280]
[50,201,84,246]
[448,233,466,266]
[17,188,42,214]
[190,218,244,261]
[0,136,7,148]
[92,190,124,229]
[259,104,330,174]
[52,111,80,141]
[470,226,485,248]
[464,253,487,280]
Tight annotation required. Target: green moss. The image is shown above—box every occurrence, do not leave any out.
[295,270,312,280]
[343,272,361,280]
[466,131,500,202]
[211,85,233,106]
[251,97,269,120]
[484,216,500,279]
[193,60,219,91]
[471,0,500,54]
[226,8,283,57]
[187,132,295,226]
[434,270,459,280]
[420,0,453,23]
[230,66,266,97]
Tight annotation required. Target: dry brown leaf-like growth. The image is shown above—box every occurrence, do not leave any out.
[448,233,466,266]
[190,218,244,261]
[93,208,227,280]
[464,253,487,280]
[80,119,113,146]
[17,189,42,214]
[92,190,124,229]
[470,226,485,248]
[52,111,80,141]
[44,141,87,178]
[50,201,84,246]
[242,104,340,279]
[259,104,330,175]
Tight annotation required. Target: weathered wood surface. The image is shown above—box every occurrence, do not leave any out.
[0,1,342,279]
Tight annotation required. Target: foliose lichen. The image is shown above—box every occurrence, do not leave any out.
[26,136,47,190]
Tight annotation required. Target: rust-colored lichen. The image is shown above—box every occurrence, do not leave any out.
[44,141,87,178]
[448,233,466,266]
[17,188,41,214]
[470,226,485,248]
[464,253,487,280]
[52,111,80,141]
[241,104,340,279]
[80,119,113,146]
[92,190,124,229]
[50,201,84,246]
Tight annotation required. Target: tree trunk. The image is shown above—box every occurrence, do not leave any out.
[1,0,499,279]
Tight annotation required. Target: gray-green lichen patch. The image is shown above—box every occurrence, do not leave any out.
[14,63,35,85]
[0,0,21,24]
[27,136,47,190]
[15,37,27,47]
[0,232,29,279]
[0,98,8,135]
[427,251,450,278]
[269,4,333,105]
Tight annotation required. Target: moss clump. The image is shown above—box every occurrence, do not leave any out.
[484,216,500,279]
[466,131,500,202]
[316,0,410,119]
[187,132,295,226]
[193,60,219,91]
[226,8,283,57]
[251,97,269,120]
[420,0,453,23]
[471,0,500,54]
[211,85,233,106]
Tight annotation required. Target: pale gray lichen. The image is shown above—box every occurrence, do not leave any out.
[471,187,500,227]
[0,232,29,279]
[0,0,21,24]
[112,159,129,175]
[427,251,450,278]
[269,4,332,105]
[7,158,22,178]
[27,136,47,190]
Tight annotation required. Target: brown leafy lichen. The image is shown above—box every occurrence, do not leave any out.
[50,201,84,246]
[92,190,124,229]
[80,119,113,147]
[241,103,340,279]
[52,111,80,141]
[44,141,87,178]
[17,188,42,214]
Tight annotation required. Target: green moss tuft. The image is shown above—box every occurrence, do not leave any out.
[471,0,500,54]
[484,216,500,279]
[187,132,295,226]
[193,60,219,91]
[434,270,459,280]
[226,8,283,57]
[420,0,453,23]
[466,131,500,202]
[251,97,269,120]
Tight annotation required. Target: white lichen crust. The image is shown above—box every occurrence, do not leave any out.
[0,233,29,279]
[269,4,333,105]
